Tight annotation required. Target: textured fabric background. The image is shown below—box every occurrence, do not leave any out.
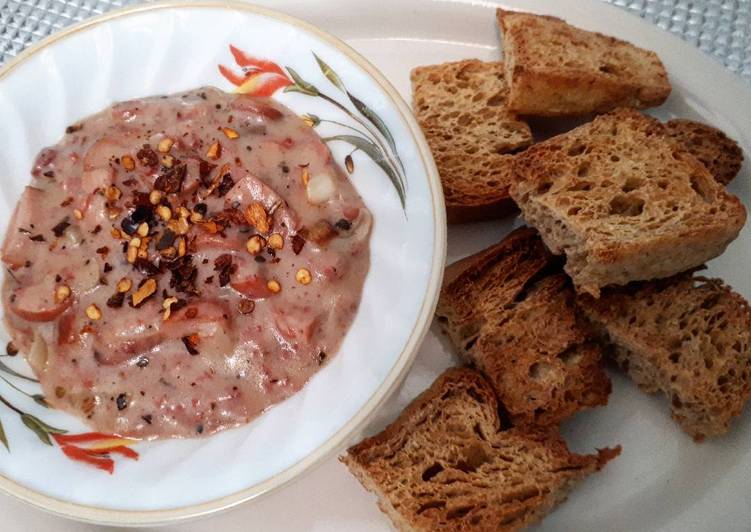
[1,0,750,80]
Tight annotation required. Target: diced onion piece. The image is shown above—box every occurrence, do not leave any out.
[28,333,48,373]
[65,226,84,247]
[306,173,335,204]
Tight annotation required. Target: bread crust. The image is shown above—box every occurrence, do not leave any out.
[664,119,744,186]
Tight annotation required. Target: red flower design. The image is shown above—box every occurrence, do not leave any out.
[218,45,293,96]
[53,432,139,474]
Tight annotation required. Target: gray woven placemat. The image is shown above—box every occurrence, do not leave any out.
[1,0,750,81]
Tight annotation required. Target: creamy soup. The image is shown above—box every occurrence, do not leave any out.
[1,87,371,438]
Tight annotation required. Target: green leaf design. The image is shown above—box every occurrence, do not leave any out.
[283,67,319,97]
[313,53,345,92]
[21,414,52,445]
[32,394,49,408]
[346,92,406,179]
[324,135,405,208]
[0,360,37,383]
[0,418,8,451]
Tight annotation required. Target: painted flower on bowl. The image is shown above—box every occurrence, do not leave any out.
[218,45,293,96]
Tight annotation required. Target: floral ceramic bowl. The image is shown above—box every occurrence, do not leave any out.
[0,1,444,525]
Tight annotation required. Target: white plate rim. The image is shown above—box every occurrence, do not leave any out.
[0,0,447,526]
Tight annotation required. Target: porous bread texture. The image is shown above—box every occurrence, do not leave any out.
[496,9,671,116]
[578,274,751,440]
[510,108,747,297]
[664,119,744,186]
[342,368,619,532]
[410,60,533,223]
[436,228,611,426]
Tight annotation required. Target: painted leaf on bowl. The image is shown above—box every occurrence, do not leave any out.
[312,52,406,180]
[346,92,406,179]
[0,418,7,451]
[284,67,319,97]
[313,52,346,92]
[325,134,406,208]
[0,359,37,383]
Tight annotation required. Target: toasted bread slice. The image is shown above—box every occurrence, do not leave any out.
[411,60,533,223]
[496,9,671,116]
[664,119,744,185]
[342,367,619,532]
[436,228,611,426]
[510,108,747,297]
[578,274,751,440]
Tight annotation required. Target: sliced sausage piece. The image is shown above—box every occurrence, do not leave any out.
[2,186,45,268]
[231,274,273,299]
[93,300,233,365]
[272,306,318,342]
[10,275,72,322]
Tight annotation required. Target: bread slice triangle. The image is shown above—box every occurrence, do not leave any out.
[437,227,611,426]
[578,273,751,440]
[497,9,671,116]
[510,108,746,297]
[342,367,619,532]
[411,59,533,223]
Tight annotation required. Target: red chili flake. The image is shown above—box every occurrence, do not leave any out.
[52,218,70,238]
[182,334,200,355]
[91,224,102,235]
[198,160,217,186]
[29,234,46,242]
[154,162,187,193]
[213,253,236,287]
[96,246,110,256]
[291,234,305,255]
[106,292,125,308]
[60,197,74,207]
[185,307,198,319]
[103,262,113,273]
[133,258,160,277]
[215,173,234,197]
[156,229,177,250]
[136,144,159,168]
[65,124,84,134]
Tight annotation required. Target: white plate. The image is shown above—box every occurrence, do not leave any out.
[0,0,446,526]
[4,0,751,530]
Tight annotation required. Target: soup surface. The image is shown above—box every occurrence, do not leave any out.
[1,87,371,438]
